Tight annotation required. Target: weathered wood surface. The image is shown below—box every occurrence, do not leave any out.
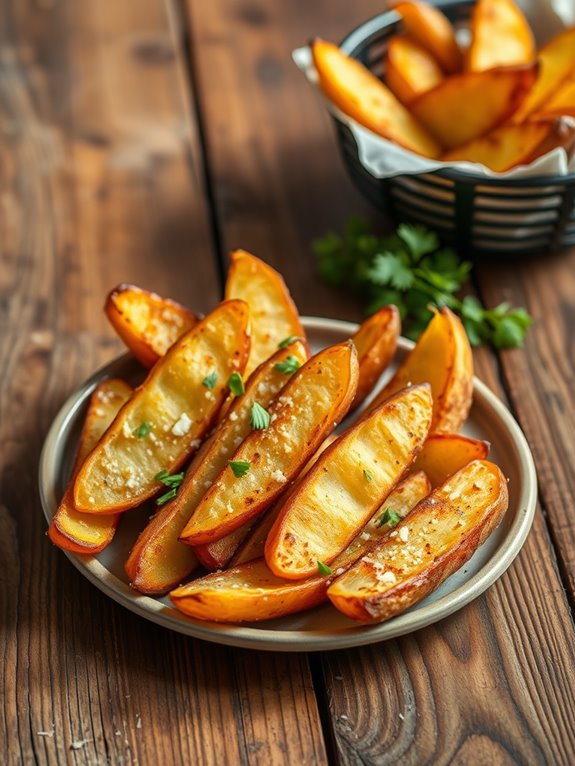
[2,0,575,764]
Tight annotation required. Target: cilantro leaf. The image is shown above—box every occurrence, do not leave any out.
[133,421,152,439]
[227,372,245,396]
[274,355,301,375]
[229,460,250,478]
[202,372,218,390]
[250,402,270,430]
[377,508,402,528]
[397,224,438,261]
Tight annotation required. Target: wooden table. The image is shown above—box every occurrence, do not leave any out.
[2,1,575,764]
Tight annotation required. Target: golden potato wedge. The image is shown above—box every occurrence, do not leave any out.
[125,341,309,593]
[410,64,537,149]
[385,34,444,105]
[467,0,535,73]
[48,379,132,553]
[225,250,307,376]
[511,26,575,123]
[442,121,560,172]
[350,305,400,412]
[312,38,441,158]
[179,341,359,546]
[366,307,473,434]
[170,472,430,622]
[327,460,508,623]
[534,71,575,119]
[393,1,463,74]
[105,284,197,368]
[74,300,250,513]
[411,433,489,488]
[265,384,433,580]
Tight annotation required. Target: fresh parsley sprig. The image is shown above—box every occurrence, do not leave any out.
[313,218,533,349]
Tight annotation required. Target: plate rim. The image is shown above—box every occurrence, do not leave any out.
[39,316,538,651]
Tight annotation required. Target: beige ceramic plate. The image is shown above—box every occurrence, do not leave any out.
[39,317,537,651]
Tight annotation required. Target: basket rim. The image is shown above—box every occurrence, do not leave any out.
[338,0,575,186]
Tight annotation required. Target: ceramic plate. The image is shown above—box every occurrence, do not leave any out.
[39,317,537,651]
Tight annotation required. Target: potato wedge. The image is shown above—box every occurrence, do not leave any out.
[350,305,400,412]
[511,26,575,123]
[170,472,431,622]
[442,121,561,172]
[179,341,359,546]
[467,0,535,73]
[105,284,197,368]
[74,300,250,513]
[411,433,489,488]
[393,1,463,74]
[385,34,444,105]
[48,379,132,553]
[265,384,433,580]
[366,307,473,434]
[225,250,307,376]
[410,64,537,149]
[312,38,441,158]
[125,341,309,593]
[534,71,575,119]
[327,460,508,623]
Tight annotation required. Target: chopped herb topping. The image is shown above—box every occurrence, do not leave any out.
[250,401,270,430]
[274,355,301,375]
[229,460,250,478]
[377,508,402,528]
[278,335,302,349]
[202,371,218,390]
[363,469,373,482]
[317,561,333,576]
[133,421,152,439]
[227,372,245,396]
[156,488,178,506]
[154,469,185,505]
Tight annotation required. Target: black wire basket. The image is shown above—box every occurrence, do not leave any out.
[334,0,575,255]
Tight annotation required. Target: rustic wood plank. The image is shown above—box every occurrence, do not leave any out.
[186,1,575,763]
[1,1,327,764]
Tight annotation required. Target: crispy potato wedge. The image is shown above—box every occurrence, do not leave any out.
[179,341,359,546]
[393,1,463,74]
[126,341,309,592]
[410,64,537,149]
[366,307,473,434]
[511,26,575,124]
[265,384,433,580]
[48,379,132,553]
[350,305,400,412]
[442,121,561,172]
[105,284,197,368]
[534,71,575,119]
[74,300,250,513]
[327,460,508,623]
[385,34,444,105]
[467,0,535,73]
[225,250,307,376]
[312,38,441,158]
[411,433,489,488]
[170,472,431,622]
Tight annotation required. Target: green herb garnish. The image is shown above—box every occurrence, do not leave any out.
[274,355,302,375]
[154,469,185,505]
[227,372,245,396]
[363,469,373,482]
[377,508,402,528]
[278,335,302,349]
[133,421,152,439]
[202,371,218,390]
[317,561,333,576]
[156,488,178,506]
[250,401,270,430]
[229,460,251,478]
[313,218,532,349]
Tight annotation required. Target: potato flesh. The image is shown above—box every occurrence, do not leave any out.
[350,305,400,412]
[467,0,535,72]
[49,379,132,552]
[312,39,441,158]
[179,342,359,545]
[125,341,309,592]
[225,250,307,376]
[169,472,430,623]
[385,35,444,104]
[265,384,433,579]
[412,433,489,488]
[366,307,473,434]
[74,300,250,512]
[411,65,537,149]
[327,460,508,623]
[106,284,197,368]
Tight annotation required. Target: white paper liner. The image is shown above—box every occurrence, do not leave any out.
[293,0,575,180]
